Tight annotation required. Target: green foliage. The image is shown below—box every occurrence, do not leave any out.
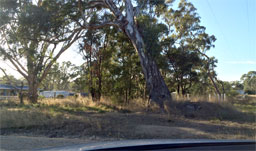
[38,95,46,100]
[78,25,145,103]
[1,0,224,102]
[161,0,217,95]
[41,61,76,91]
[230,81,244,90]
[0,0,18,26]
[227,90,239,97]
[0,75,26,85]
[137,15,168,58]
[241,71,256,94]
[0,0,82,103]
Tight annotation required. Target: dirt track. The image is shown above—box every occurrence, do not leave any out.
[0,135,93,151]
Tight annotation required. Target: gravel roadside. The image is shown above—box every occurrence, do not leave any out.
[0,135,94,151]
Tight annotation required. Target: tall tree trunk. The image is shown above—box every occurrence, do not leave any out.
[125,89,128,104]
[193,48,221,98]
[88,41,95,101]
[84,0,172,109]
[123,29,172,108]
[97,54,102,102]
[143,82,147,101]
[177,83,180,95]
[19,82,24,104]
[208,72,221,98]
[115,0,172,109]
[128,68,132,104]
[28,79,38,104]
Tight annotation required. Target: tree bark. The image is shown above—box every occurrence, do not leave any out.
[84,0,172,109]
[19,82,24,104]
[28,76,38,103]
[119,1,172,108]
[97,53,102,102]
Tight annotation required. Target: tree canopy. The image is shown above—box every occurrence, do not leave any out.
[0,0,229,107]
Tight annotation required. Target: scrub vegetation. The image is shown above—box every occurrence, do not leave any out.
[0,96,255,140]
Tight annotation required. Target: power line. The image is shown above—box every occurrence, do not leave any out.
[205,0,231,51]
[246,0,249,36]
[246,0,251,53]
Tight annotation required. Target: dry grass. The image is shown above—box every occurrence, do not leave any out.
[0,95,255,140]
[0,97,114,129]
[1,95,255,127]
[0,108,60,128]
[165,96,256,123]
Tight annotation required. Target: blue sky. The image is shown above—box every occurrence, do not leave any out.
[189,0,256,81]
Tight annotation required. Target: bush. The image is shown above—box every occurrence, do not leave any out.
[57,95,64,99]
[227,90,239,97]
[110,95,124,105]
[38,95,45,100]
[74,94,79,98]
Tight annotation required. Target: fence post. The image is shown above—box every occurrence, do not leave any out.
[187,94,190,100]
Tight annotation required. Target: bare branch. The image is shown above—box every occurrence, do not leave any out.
[84,0,108,9]
[36,42,50,74]
[82,21,119,29]
[12,57,28,74]
[0,67,10,81]
[78,0,128,30]
[125,0,135,22]
[39,29,82,83]
[42,44,57,69]
[2,33,28,74]
[0,49,28,80]
[104,0,125,21]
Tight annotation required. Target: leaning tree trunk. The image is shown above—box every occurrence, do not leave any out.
[208,70,221,98]
[85,0,172,109]
[120,2,172,108]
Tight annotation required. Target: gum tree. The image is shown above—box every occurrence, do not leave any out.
[0,0,82,103]
[76,0,174,108]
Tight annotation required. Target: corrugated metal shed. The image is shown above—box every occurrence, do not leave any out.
[0,84,15,90]
[0,84,29,90]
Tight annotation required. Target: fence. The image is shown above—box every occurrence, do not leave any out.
[171,93,227,102]
[0,96,18,101]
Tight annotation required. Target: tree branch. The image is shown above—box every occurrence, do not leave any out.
[124,0,135,24]
[42,44,57,69]
[3,34,28,74]
[35,42,50,75]
[39,29,82,84]
[0,67,20,89]
[86,0,108,8]
[103,0,128,28]
[82,21,119,29]
[0,48,28,80]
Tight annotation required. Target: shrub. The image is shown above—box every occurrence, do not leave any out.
[57,95,64,99]
[227,90,239,97]
[38,95,45,100]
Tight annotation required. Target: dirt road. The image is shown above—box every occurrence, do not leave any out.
[0,135,93,151]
